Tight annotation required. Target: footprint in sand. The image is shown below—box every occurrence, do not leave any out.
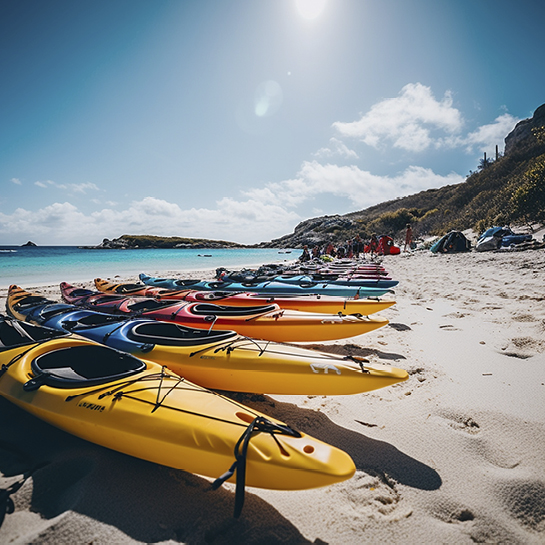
[499,336,545,359]
[430,497,475,524]
[339,471,412,521]
[439,411,481,434]
[495,478,545,531]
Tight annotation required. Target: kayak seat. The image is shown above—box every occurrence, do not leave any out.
[24,345,146,391]
[89,295,125,304]
[32,304,78,322]
[127,322,237,346]
[69,288,94,297]
[61,314,126,330]
[13,295,50,311]
[173,279,201,287]
[115,284,145,293]
[127,300,178,312]
[0,317,66,349]
[191,303,277,316]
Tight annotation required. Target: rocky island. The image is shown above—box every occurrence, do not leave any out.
[81,235,252,250]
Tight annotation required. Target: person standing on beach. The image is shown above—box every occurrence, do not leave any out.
[404,224,413,252]
[299,245,311,262]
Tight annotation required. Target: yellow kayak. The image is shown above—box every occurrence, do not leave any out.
[0,317,355,516]
[94,277,397,315]
[8,285,408,396]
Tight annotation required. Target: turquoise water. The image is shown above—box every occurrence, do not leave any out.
[0,246,296,288]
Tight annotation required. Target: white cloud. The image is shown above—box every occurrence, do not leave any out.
[333,83,463,152]
[33,180,100,193]
[314,137,359,159]
[458,113,519,153]
[246,160,463,211]
[10,178,22,185]
[0,197,300,245]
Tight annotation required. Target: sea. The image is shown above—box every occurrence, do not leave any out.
[0,246,296,289]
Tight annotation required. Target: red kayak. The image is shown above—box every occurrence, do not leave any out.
[60,283,389,343]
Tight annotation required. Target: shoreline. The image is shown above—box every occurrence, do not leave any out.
[1,250,544,543]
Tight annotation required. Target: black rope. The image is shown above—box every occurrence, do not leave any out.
[0,340,50,379]
[101,319,131,343]
[0,463,45,529]
[344,355,371,373]
[213,336,269,357]
[211,416,301,518]
[170,302,188,320]
[151,366,185,413]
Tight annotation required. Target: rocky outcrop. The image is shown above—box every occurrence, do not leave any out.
[505,103,545,155]
[21,241,37,247]
[260,215,356,249]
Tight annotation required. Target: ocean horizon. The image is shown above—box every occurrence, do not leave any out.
[0,245,295,289]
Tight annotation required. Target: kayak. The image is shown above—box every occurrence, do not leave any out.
[55,284,388,343]
[9,286,408,396]
[258,274,398,289]
[216,268,392,282]
[139,273,393,298]
[0,316,355,516]
[93,278,396,315]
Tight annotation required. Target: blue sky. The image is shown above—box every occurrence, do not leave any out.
[1,0,544,245]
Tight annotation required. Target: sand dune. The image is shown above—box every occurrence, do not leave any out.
[1,248,544,543]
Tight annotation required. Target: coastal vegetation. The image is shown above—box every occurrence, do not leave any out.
[92,235,248,249]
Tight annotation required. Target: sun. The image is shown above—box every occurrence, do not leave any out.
[295,0,327,20]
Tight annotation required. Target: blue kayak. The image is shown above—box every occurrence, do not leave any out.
[8,297,237,357]
[139,273,393,298]
[268,274,398,289]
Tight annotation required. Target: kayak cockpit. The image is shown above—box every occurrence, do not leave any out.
[0,316,67,350]
[24,345,146,391]
[191,303,277,316]
[126,322,237,346]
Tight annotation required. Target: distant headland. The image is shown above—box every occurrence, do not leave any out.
[80,235,253,250]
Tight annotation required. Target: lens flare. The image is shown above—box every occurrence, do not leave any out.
[254,80,283,117]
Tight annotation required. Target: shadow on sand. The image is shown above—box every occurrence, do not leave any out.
[226,393,442,492]
[0,385,440,543]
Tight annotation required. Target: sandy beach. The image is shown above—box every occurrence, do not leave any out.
[1,247,544,544]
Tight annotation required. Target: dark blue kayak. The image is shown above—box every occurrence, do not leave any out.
[7,294,237,357]
[139,273,393,298]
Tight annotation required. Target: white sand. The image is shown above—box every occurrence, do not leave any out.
[1,248,545,544]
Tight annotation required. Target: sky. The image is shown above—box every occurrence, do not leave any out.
[1,0,544,245]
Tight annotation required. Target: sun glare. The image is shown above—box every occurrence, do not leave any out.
[295,0,327,20]
[254,80,283,117]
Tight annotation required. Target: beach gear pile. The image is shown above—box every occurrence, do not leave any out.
[475,226,538,252]
[0,258,406,520]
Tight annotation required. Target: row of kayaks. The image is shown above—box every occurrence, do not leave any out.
[138,272,395,297]
[214,261,398,288]
[0,263,405,518]
[6,282,405,396]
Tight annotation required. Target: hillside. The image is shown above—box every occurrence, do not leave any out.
[261,103,545,249]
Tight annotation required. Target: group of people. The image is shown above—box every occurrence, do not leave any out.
[298,234,376,262]
[298,224,414,262]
